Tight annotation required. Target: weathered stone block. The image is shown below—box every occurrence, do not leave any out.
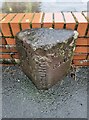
[15,28,78,89]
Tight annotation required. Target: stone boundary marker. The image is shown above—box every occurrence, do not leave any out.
[0,12,89,66]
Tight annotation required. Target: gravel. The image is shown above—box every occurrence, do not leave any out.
[2,65,88,118]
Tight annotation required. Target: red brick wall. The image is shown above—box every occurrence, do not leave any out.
[0,12,89,66]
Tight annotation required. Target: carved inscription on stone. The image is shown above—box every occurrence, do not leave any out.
[37,61,47,87]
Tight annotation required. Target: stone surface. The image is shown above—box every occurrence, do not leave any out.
[15,28,77,89]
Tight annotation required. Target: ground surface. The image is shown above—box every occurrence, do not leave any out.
[2,65,88,118]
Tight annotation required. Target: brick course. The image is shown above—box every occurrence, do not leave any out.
[0,12,89,66]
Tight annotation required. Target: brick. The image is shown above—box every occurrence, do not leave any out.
[0,47,11,53]
[74,47,89,53]
[9,47,18,53]
[73,54,87,60]
[63,12,76,30]
[73,60,89,66]
[0,46,17,53]
[43,13,53,28]
[0,13,7,21]
[0,14,16,36]
[73,12,88,37]
[54,12,64,29]
[76,38,89,46]
[5,38,16,45]
[0,64,14,66]
[83,12,89,37]
[10,13,25,36]
[83,12,89,20]
[0,54,11,59]
[12,53,19,59]
[32,13,43,28]
[0,38,7,45]
[21,13,33,30]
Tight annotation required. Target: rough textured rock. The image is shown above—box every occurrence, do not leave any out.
[15,28,78,89]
